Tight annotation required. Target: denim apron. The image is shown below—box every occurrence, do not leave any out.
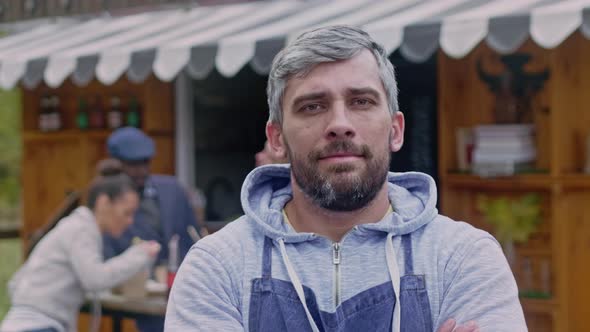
[249,235,433,332]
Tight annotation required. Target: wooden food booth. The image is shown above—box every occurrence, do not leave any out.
[20,76,175,331]
[2,1,590,331]
[21,76,175,247]
[439,31,590,332]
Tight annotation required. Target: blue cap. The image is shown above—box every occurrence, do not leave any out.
[107,127,155,161]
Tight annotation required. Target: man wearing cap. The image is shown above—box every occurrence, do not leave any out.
[105,127,200,332]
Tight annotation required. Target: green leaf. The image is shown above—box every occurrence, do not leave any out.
[477,193,542,243]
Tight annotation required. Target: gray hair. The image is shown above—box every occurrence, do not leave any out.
[267,25,399,125]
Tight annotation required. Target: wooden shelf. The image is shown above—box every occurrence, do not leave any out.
[520,298,558,314]
[23,128,174,142]
[516,247,553,257]
[442,173,553,191]
[560,173,590,189]
[443,173,590,191]
[23,129,112,141]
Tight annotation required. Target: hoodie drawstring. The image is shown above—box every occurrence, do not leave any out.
[386,233,401,332]
[277,238,321,332]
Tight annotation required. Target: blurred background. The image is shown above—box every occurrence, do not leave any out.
[0,0,590,331]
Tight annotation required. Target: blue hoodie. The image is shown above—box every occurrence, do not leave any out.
[165,165,526,331]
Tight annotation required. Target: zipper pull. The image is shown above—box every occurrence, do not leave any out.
[332,243,341,265]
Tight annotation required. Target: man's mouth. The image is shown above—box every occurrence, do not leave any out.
[318,152,363,163]
[312,140,370,163]
[320,152,362,158]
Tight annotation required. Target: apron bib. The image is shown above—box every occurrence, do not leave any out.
[248,236,433,332]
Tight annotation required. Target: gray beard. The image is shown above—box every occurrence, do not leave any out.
[288,140,390,212]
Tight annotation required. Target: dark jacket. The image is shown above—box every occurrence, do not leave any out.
[103,175,198,265]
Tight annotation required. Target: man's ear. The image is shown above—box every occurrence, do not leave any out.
[266,121,287,159]
[390,111,405,152]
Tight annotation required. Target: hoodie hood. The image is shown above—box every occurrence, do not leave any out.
[241,164,439,243]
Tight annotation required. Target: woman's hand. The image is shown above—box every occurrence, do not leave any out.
[140,241,161,257]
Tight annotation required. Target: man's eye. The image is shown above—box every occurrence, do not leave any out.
[352,98,373,107]
[300,104,323,113]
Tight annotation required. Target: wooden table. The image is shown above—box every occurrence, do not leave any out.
[83,293,167,332]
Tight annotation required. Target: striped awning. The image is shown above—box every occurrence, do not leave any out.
[0,0,589,89]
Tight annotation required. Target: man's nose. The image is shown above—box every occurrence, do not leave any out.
[325,103,355,139]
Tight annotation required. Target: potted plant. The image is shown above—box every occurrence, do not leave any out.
[476,193,542,267]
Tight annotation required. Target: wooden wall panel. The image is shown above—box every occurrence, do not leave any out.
[563,190,590,331]
[85,136,109,182]
[21,137,88,238]
[151,135,175,175]
[438,44,496,173]
[524,312,552,332]
[550,33,590,174]
[143,76,175,134]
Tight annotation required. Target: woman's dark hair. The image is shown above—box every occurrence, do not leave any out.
[86,159,136,209]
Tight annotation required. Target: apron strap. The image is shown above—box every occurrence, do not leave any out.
[386,233,401,332]
[402,234,413,275]
[262,237,273,279]
[278,238,321,332]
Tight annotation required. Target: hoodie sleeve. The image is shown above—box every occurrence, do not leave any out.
[165,245,243,331]
[435,236,527,332]
[7,262,27,300]
[68,224,153,292]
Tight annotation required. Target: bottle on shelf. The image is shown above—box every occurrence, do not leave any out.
[76,97,89,130]
[89,96,105,129]
[126,97,142,128]
[48,95,62,131]
[107,96,123,129]
[38,96,51,132]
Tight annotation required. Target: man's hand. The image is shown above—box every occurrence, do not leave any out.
[437,318,479,332]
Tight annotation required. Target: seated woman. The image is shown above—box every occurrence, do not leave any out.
[0,159,160,332]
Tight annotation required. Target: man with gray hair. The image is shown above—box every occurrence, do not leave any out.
[165,26,526,332]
